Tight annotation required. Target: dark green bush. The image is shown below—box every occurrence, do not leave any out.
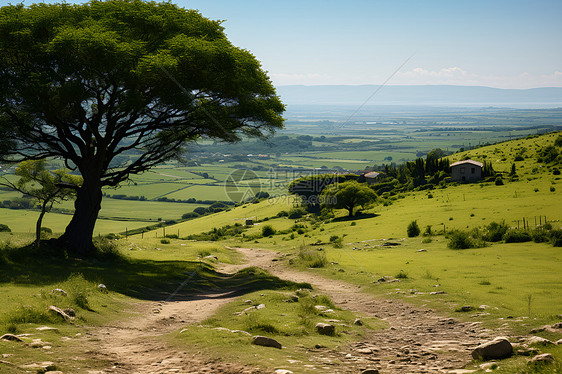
[495,177,504,186]
[182,212,199,219]
[0,224,11,232]
[288,207,307,219]
[447,230,484,249]
[550,229,562,247]
[160,238,170,244]
[503,229,532,243]
[483,221,509,242]
[407,220,420,237]
[261,225,276,237]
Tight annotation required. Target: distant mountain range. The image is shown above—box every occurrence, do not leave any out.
[275,85,562,107]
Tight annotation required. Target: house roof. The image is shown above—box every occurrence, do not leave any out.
[364,171,382,178]
[450,159,483,168]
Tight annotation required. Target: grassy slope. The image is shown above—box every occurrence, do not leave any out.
[161,132,562,326]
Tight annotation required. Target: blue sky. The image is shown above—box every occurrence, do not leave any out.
[3,0,562,88]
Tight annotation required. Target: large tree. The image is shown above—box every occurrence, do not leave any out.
[0,1,284,255]
[321,180,377,217]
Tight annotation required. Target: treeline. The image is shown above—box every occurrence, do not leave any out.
[103,193,235,206]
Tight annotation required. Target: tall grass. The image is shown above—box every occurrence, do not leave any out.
[297,247,328,268]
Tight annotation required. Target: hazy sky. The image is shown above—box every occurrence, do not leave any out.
[3,0,562,88]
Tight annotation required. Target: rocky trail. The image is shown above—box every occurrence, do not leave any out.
[82,247,504,374]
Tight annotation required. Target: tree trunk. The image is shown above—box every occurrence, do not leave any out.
[35,202,48,248]
[59,176,103,256]
[347,206,354,217]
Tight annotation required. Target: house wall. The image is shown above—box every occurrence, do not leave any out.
[451,164,482,182]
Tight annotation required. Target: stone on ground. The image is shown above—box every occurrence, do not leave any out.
[1,334,23,342]
[315,323,335,335]
[530,353,554,363]
[471,338,512,360]
[252,335,282,349]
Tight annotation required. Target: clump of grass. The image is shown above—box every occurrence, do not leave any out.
[422,237,432,243]
[61,273,92,310]
[297,247,328,268]
[479,280,491,285]
[198,249,212,257]
[4,305,57,325]
[313,294,335,309]
[422,269,435,280]
[395,270,408,279]
[242,312,279,334]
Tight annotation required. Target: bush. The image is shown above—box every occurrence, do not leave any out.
[407,220,420,237]
[160,238,170,244]
[182,212,200,219]
[483,221,509,242]
[550,229,562,247]
[193,207,209,216]
[495,177,504,186]
[261,225,276,237]
[503,229,532,243]
[447,230,483,249]
[0,224,11,232]
[395,270,408,279]
[288,207,307,219]
[329,235,343,248]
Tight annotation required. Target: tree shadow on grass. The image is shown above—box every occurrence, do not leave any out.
[0,244,311,302]
[331,212,379,223]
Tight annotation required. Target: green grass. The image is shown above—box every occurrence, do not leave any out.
[174,289,384,373]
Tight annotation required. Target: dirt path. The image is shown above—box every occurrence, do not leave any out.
[83,246,501,374]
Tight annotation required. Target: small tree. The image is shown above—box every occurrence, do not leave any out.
[321,181,377,217]
[407,220,420,237]
[0,160,82,247]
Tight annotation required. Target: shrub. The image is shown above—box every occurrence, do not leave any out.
[182,212,199,219]
[550,230,562,247]
[193,207,209,216]
[93,237,121,260]
[276,210,289,217]
[160,238,170,244]
[483,221,509,242]
[261,225,276,237]
[165,234,178,239]
[503,229,532,243]
[0,224,11,232]
[447,230,483,249]
[288,207,307,219]
[550,186,556,192]
[407,220,420,237]
[329,235,343,248]
[395,270,408,279]
[424,225,433,236]
[495,177,504,186]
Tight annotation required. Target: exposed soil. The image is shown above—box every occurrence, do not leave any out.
[80,246,505,374]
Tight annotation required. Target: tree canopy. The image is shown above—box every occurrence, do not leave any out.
[0,0,284,255]
[321,180,377,217]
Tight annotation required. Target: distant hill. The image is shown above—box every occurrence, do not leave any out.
[275,85,562,107]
